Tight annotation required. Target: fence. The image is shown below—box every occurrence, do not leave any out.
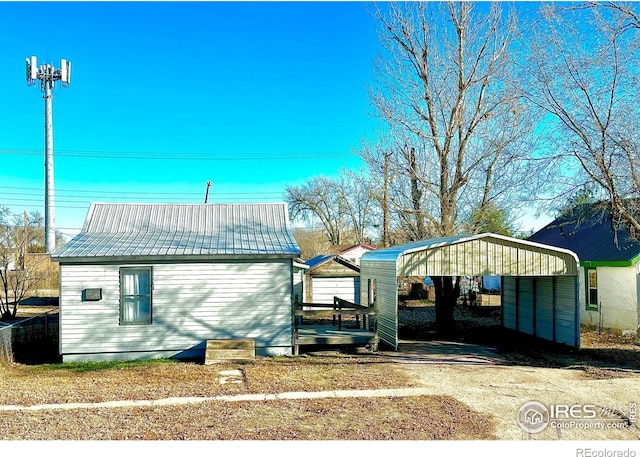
[0,310,59,364]
[27,253,59,295]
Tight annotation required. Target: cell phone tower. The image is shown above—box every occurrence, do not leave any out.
[25,56,71,254]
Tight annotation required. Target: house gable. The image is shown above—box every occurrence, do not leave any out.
[305,254,360,277]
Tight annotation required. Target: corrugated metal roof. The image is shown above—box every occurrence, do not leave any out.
[528,205,640,264]
[361,233,580,276]
[361,234,472,262]
[305,254,335,269]
[304,254,360,272]
[53,203,301,261]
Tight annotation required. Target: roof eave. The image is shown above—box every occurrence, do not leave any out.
[54,253,300,265]
[580,260,633,267]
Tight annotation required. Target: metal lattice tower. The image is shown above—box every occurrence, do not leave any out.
[25,56,71,254]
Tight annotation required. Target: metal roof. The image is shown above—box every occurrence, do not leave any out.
[361,233,580,276]
[53,203,301,262]
[304,254,360,272]
[528,205,640,265]
[305,254,335,269]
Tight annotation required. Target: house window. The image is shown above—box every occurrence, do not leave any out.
[120,267,152,325]
[586,268,598,311]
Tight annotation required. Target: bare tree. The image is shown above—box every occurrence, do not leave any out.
[367,2,545,334]
[521,2,640,238]
[285,171,377,247]
[0,210,53,319]
[285,176,347,245]
[369,3,545,237]
[292,228,332,261]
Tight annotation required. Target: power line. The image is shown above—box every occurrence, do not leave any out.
[0,185,284,196]
[0,147,357,161]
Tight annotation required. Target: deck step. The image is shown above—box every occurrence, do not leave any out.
[205,339,255,364]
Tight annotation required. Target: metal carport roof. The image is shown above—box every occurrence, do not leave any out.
[359,233,581,350]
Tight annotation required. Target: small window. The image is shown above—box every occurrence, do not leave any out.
[120,267,152,325]
[586,269,598,311]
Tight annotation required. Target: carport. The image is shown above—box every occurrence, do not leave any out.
[359,233,581,350]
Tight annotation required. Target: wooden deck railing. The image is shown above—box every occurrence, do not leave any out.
[294,296,377,331]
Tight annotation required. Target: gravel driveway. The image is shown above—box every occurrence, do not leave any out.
[393,302,640,440]
[393,346,639,440]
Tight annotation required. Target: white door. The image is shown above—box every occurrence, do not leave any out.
[311,277,360,304]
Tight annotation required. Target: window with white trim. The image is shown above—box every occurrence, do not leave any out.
[586,268,598,311]
[120,267,152,325]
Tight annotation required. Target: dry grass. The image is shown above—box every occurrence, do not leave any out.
[0,356,495,440]
[0,355,421,406]
[2,301,637,440]
[1,396,494,440]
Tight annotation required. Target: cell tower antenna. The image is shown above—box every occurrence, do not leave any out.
[25,55,72,254]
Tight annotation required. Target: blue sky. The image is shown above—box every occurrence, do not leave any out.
[0,1,379,237]
[1,1,553,240]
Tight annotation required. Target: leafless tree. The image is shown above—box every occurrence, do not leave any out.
[292,228,332,261]
[520,1,640,238]
[0,209,53,319]
[285,171,377,247]
[368,2,547,239]
[366,2,547,333]
[285,176,346,245]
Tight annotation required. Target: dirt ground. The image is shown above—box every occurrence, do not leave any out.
[1,299,639,441]
[391,343,640,440]
[393,302,640,440]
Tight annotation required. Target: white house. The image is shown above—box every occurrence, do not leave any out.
[335,244,377,266]
[52,202,301,362]
[528,204,640,337]
[303,254,361,305]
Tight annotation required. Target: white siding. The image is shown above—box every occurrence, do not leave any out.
[311,277,360,304]
[581,266,639,335]
[59,260,293,361]
[292,267,305,304]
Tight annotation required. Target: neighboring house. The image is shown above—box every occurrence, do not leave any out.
[334,244,378,266]
[52,202,301,362]
[528,205,640,336]
[303,254,361,305]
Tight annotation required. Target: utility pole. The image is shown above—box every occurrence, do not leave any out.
[382,152,391,248]
[204,181,213,204]
[25,56,71,254]
[22,211,28,270]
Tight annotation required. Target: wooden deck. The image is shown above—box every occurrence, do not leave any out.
[293,297,378,354]
[295,325,378,346]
